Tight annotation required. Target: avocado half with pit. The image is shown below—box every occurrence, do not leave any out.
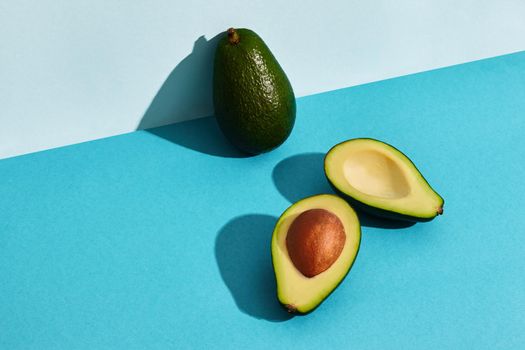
[271,194,361,314]
[324,138,444,222]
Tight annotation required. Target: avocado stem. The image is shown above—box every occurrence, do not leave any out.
[285,304,297,313]
[437,206,443,215]
[227,28,240,45]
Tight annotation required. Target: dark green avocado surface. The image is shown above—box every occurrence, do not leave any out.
[328,183,442,222]
[213,28,296,155]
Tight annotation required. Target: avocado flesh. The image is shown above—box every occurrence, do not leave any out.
[324,138,444,222]
[272,194,361,314]
[213,28,296,155]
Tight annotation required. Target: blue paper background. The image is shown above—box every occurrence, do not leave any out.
[3,0,525,159]
[1,52,524,349]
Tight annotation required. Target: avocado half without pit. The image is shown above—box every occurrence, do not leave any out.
[271,194,361,314]
[324,138,444,222]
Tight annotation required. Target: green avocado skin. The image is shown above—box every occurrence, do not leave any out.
[327,184,439,223]
[213,29,296,154]
[324,138,445,223]
[273,228,362,316]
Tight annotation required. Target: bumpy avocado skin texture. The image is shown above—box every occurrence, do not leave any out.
[213,29,296,154]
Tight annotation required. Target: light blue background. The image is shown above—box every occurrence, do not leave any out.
[2,0,525,158]
[1,52,524,349]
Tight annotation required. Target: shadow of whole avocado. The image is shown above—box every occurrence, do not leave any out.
[215,214,293,322]
[137,34,245,158]
[272,153,415,229]
[138,27,296,157]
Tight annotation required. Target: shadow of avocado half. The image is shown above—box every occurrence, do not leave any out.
[215,214,293,322]
[272,152,416,229]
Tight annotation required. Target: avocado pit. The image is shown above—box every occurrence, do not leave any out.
[286,209,346,278]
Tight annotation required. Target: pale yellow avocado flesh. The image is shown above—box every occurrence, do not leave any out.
[271,194,361,314]
[325,139,443,219]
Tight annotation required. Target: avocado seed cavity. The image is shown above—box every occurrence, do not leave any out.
[286,209,346,278]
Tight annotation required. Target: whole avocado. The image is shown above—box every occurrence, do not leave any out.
[213,28,296,155]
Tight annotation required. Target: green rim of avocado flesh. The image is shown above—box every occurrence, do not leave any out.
[324,138,444,222]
